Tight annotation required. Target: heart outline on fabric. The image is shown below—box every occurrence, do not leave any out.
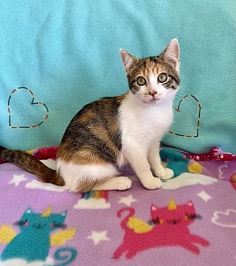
[169,95,201,138]
[8,87,49,129]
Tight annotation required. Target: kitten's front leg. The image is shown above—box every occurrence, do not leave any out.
[123,144,162,190]
[147,141,174,180]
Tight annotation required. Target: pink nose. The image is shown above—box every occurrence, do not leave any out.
[149,91,157,97]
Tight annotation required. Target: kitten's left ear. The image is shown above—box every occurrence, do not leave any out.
[160,39,180,71]
[120,49,138,72]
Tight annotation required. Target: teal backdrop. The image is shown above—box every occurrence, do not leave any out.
[0,0,236,154]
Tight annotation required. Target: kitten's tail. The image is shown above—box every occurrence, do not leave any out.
[0,146,65,186]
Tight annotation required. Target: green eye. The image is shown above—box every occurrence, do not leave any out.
[137,76,146,86]
[158,73,168,83]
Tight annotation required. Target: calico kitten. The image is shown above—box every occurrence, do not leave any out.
[0,39,180,193]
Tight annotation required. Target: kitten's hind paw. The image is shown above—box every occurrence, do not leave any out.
[92,176,132,191]
[143,178,162,190]
[116,176,132,190]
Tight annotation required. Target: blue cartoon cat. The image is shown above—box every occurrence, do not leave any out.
[0,207,77,265]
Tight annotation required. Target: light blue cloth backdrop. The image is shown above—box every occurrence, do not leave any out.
[0,0,236,153]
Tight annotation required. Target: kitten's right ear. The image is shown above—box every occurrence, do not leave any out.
[120,49,138,72]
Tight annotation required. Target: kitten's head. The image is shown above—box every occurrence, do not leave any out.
[121,39,180,104]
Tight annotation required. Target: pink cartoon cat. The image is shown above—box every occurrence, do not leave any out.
[113,200,209,259]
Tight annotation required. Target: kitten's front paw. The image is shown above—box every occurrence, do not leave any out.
[160,168,174,180]
[143,178,162,190]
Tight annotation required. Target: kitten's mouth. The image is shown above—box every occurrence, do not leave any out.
[148,97,161,103]
[152,97,161,101]
[141,95,162,104]
[142,95,161,103]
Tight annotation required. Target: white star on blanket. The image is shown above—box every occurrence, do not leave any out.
[87,230,110,245]
[8,174,27,187]
[197,190,212,202]
[118,195,137,206]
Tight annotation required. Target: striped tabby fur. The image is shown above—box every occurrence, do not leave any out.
[0,39,180,193]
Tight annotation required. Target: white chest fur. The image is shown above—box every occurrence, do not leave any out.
[119,93,173,152]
